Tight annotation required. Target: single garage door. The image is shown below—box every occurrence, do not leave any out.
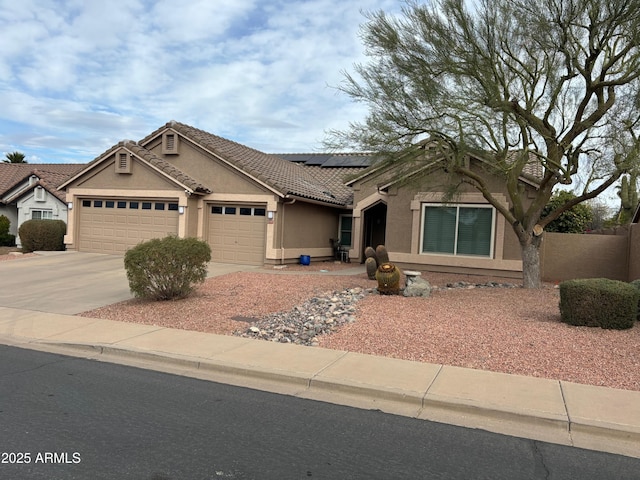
[78,199,179,254]
[207,205,266,265]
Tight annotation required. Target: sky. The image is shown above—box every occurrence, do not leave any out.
[0,0,401,164]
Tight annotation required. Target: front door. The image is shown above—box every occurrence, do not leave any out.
[362,202,387,257]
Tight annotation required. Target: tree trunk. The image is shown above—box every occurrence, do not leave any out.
[521,239,542,289]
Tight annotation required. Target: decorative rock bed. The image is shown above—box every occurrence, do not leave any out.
[235,279,521,345]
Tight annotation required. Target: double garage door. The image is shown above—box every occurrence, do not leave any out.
[78,199,179,254]
[78,199,267,264]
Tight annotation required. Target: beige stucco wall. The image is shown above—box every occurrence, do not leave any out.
[72,158,175,191]
[350,164,531,275]
[541,232,629,282]
[146,137,271,195]
[276,201,341,263]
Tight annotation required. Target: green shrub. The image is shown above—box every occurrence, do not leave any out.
[0,232,16,247]
[0,215,14,247]
[630,279,640,320]
[0,215,9,235]
[18,219,66,253]
[124,236,211,301]
[559,278,639,330]
[0,215,15,247]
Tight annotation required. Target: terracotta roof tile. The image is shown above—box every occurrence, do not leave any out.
[0,163,84,202]
[150,122,354,205]
[124,142,211,194]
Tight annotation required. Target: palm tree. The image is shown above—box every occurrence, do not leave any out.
[3,151,27,163]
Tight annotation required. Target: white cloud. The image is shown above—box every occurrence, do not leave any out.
[0,0,402,162]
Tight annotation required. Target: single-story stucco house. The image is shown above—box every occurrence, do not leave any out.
[0,163,85,246]
[59,121,537,277]
[59,121,370,265]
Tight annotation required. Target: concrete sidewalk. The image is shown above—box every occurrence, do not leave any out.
[0,306,639,459]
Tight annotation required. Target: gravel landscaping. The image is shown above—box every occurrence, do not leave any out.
[4,252,637,391]
[73,262,640,392]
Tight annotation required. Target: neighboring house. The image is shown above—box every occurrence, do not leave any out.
[0,164,85,246]
[59,121,372,264]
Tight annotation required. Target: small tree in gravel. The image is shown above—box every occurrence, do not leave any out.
[124,236,211,301]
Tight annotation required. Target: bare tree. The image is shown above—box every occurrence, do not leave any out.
[327,0,640,288]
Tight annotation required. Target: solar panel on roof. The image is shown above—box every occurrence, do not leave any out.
[276,153,375,167]
[322,156,374,167]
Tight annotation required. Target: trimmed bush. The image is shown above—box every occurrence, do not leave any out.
[124,235,211,301]
[559,278,639,330]
[18,219,66,253]
[630,279,640,320]
[0,215,15,247]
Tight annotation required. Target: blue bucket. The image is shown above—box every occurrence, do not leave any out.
[299,255,311,266]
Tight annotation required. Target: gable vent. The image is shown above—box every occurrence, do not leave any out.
[162,132,179,154]
[34,186,46,202]
[115,150,132,174]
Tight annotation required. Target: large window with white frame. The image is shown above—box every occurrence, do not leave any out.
[421,204,495,257]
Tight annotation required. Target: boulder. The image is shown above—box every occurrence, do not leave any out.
[403,277,431,297]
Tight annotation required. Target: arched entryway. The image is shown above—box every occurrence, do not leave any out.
[362,202,387,258]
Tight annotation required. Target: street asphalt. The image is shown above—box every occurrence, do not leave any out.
[1,250,640,459]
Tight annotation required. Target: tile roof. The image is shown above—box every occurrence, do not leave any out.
[124,142,211,194]
[296,166,362,206]
[0,163,85,203]
[144,122,364,206]
[60,141,211,194]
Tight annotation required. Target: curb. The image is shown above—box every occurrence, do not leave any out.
[5,338,640,459]
[27,340,640,459]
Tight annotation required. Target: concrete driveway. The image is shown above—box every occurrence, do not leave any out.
[0,251,260,315]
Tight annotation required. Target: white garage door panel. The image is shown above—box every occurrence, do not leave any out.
[78,199,179,254]
[207,205,266,265]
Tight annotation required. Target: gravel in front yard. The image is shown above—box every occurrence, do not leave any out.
[79,270,640,392]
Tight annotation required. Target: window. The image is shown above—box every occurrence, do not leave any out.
[105,201,115,208]
[155,203,165,211]
[168,203,179,211]
[129,202,139,209]
[338,215,353,247]
[212,205,265,215]
[82,200,91,207]
[142,202,152,210]
[421,204,494,257]
[117,201,127,209]
[94,200,103,208]
[31,210,53,220]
